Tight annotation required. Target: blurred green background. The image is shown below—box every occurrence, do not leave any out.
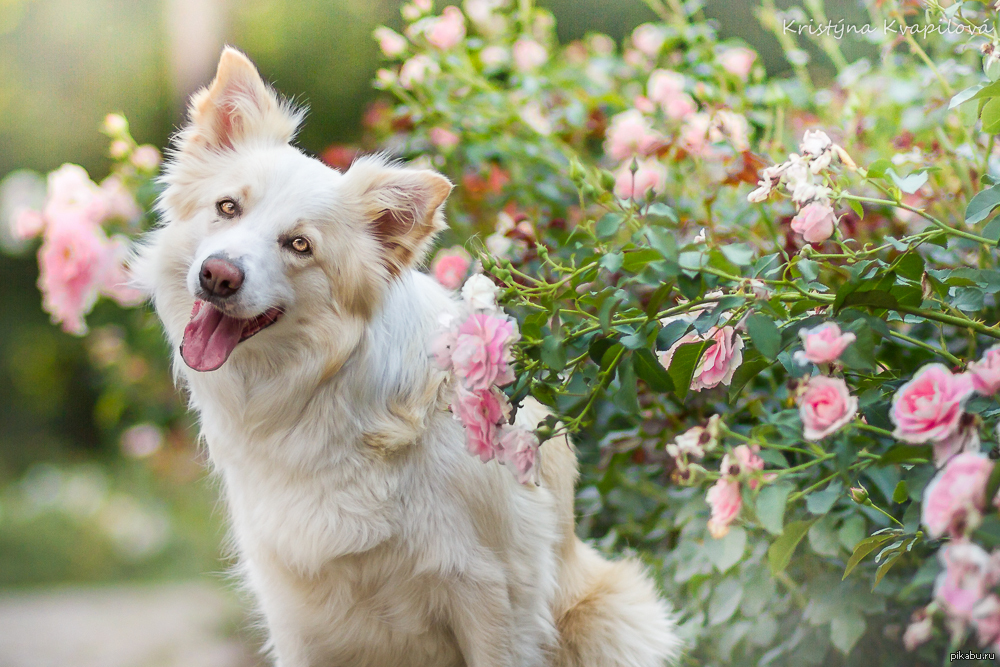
[0,0,871,588]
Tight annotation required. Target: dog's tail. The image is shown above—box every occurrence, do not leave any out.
[552,538,682,666]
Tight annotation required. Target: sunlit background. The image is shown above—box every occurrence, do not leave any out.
[0,1,863,665]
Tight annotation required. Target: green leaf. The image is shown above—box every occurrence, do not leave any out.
[621,248,661,273]
[985,461,1000,509]
[895,252,925,281]
[632,348,674,392]
[727,351,771,401]
[878,444,932,465]
[949,81,987,109]
[866,159,891,179]
[599,252,623,273]
[891,480,909,504]
[595,213,622,239]
[767,519,816,576]
[645,202,677,222]
[613,355,639,413]
[984,97,1000,134]
[757,483,793,535]
[704,526,747,573]
[967,184,1000,225]
[830,611,867,655]
[805,480,843,515]
[588,336,614,366]
[842,533,899,579]
[838,289,898,313]
[720,243,754,267]
[873,537,917,589]
[666,340,711,402]
[540,335,567,371]
[746,313,781,360]
[846,197,863,219]
[887,169,928,195]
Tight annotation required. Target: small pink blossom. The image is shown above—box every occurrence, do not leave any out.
[99,176,141,222]
[399,55,439,88]
[633,95,655,114]
[791,202,838,243]
[974,594,1000,647]
[720,444,772,489]
[679,112,712,157]
[451,384,509,462]
[499,425,539,484]
[374,26,408,57]
[432,246,471,290]
[479,45,509,68]
[903,610,933,651]
[794,322,856,365]
[647,69,685,106]
[431,314,458,370]
[922,453,996,539]
[718,47,756,79]
[658,326,744,392]
[451,312,518,391]
[613,158,667,200]
[426,6,466,50]
[103,113,128,136]
[429,126,460,151]
[130,145,161,172]
[798,376,858,440]
[605,109,660,161]
[512,38,547,72]
[706,478,742,538]
[631,23,667,57]
[891,364,974,444]
[101,236,143,306]
[970,345,1000,395]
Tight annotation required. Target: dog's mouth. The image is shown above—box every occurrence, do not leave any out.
[180,300,283,372]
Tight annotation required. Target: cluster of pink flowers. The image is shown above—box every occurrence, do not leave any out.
[666,415,719,480]
[790,322,860,440]
[13,162,145,334]
[748,129,856,244]
[705,443,773,538]
[431,246,472,290]
[433,274,540,484]
[793,322,855,365]
[657,325,744,392]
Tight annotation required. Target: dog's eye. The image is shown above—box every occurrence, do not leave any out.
[216,198,240,218]
[289,237,311,254]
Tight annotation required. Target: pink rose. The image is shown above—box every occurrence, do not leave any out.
[798,376,858,440]
[706,478,742,539]
[451,385,509,462]
[604,109,660,161]
[679,113,712,157]
[374,26,407,57]
[974,594,1000,647]
[512,38,547,72]
[429,126,460,151]
[718,47,756,79]
[933,412,981,466]
[662,93,697,120]
[499,426,540,484]
[631,23,667,57]
[426,6,465,50]
[430,314,458,370]
[720,444,774,490]
[101,236,143,306]
[431,246,471,290]
[934,542,998,620]
[658,326,744,392]
[922,453,997,539]
[647,69,685,106]
[794,322,856,365]
[99,175,141,222]
[891,364,974,444]
[970,345,1000,395]
[902,609,932,651]
[451,312,518,391]
[790,202,838,243]
[613,158,667,200]
[37,216,115,334]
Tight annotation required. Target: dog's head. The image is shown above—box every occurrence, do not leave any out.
[137,48,452,374]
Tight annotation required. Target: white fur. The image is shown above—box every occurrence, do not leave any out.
[133,47,682,667]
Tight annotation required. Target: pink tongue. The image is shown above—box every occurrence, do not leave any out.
[181,301,245,372]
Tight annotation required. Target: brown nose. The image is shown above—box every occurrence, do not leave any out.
[199,256,244,298]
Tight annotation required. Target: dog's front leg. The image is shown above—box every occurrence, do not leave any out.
[449,576,516,667]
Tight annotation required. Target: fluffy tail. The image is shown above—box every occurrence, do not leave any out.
[552,539,682,667]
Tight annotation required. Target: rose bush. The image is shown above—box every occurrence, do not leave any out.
[16,0,1000,663]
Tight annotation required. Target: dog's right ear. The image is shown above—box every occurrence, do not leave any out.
[182,47,302,153]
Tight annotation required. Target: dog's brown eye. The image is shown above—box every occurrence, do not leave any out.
[290,237,311,254]
[217,198,240,218]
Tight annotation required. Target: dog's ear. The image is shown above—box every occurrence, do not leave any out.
[347,157,453,278]
[184,47,302,152]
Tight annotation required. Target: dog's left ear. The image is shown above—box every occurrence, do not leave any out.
[348,158,453,278]
[183,46,302,152]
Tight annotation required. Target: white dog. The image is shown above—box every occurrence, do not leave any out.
[134,47,680,667]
